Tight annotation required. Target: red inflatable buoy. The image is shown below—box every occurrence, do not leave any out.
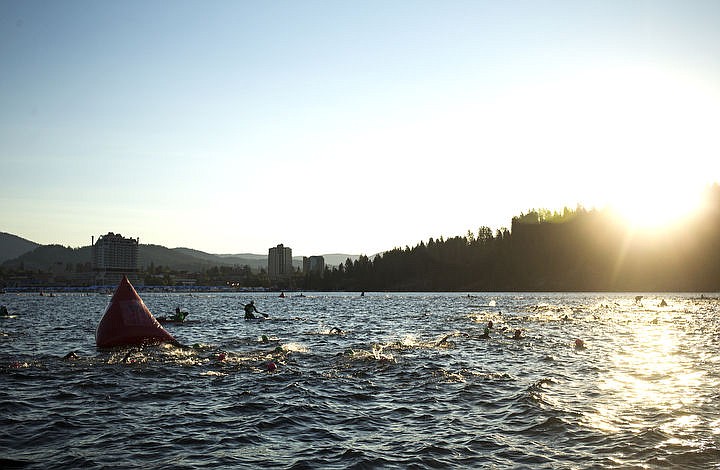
[96,276,176,348]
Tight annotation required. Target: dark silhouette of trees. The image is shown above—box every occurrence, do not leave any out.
[301,184,720,292]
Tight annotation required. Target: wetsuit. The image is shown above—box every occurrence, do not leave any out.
[244,303,259,319]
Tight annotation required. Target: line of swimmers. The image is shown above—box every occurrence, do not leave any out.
[477,319,585,349]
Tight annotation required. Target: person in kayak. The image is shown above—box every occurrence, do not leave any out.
[172,307,188,322]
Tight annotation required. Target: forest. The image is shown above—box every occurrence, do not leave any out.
[304,184,720,292]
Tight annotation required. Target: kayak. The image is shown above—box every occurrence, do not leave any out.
[157,317,194,324]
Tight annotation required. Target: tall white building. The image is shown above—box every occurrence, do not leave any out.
[92,232,139,284]
[268,244,293,282]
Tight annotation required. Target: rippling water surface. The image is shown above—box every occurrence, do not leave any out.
[1,291,719,469]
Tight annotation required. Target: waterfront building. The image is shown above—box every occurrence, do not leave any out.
[268,244,293,282]
[92,232,139,285]
[303,255,325,275]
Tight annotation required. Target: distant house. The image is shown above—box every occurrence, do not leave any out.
[92,232,139,285]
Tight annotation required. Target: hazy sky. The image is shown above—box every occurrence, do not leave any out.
[2,1,719,256]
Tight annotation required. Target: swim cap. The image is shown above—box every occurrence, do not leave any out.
[261,335,269,343]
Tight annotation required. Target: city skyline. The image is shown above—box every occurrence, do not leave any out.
[2,1,719,256]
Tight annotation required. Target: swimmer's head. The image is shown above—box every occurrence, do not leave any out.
[63,351,78,360]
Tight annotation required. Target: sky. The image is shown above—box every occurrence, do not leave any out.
[1,1,719,257]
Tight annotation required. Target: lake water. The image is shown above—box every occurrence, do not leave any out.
[1,291,719,469]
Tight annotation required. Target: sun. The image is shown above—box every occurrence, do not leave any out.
[607,180,704,231]
[551,64,719,232]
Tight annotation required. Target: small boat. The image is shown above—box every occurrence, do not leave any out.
[157,316,193,325]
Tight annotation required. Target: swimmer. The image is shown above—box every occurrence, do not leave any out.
[513,329,522,340]
[121,349,135,364]
[659,299,667,307]
[328,327,344,335]
[436,334,453,346]
[574,339,586,350]
[63,351,79,360]
[480,320,493,339]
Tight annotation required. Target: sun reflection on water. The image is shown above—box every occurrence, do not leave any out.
[583,305,709,441]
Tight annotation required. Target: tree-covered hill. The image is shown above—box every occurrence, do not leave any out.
[1,242,352,274]
[312,184,720,292]
[0,232,40,263]
[1,244,91,272]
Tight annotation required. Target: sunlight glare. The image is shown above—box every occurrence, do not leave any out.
[561,65,718,231]
[607,180,704,231]
[585,317,703,435]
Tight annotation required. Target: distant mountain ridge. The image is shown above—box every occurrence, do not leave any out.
[0,233,359,272]
[0,232,41,263]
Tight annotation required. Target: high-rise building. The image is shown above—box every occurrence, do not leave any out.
[92,232,139,285]
[268,244,293,282]
[303,255,325,275]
